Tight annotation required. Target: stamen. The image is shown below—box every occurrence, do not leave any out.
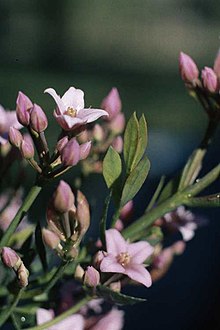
[65,107,77,117]
[117,252,131,267]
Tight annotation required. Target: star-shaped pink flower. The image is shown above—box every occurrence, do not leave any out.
[44,87,108,131]
[100,229,153,287]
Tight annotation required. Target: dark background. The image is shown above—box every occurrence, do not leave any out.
[1,1,220,329]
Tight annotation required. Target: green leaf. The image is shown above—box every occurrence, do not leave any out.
[157,174,181,203]
[123,112,139,173]
[185,194,220,207]
[135,114,148,165]
[100,192,112,248]
[103,147,122,188]
[35,222,48,273]
[121,156,150,207]
[96,285,146,305]
[146,175,165,211]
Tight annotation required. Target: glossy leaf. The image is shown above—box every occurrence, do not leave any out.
[123,112,139,173]
[96,285,146,305]
[103,146,122,188]
[121,156,150,207]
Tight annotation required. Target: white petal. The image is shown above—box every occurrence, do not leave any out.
[44,88,65,114]
[62,87,84,110]
[77,108,108,122]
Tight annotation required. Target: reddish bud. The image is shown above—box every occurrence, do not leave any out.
[101,88,122,120]
[109,113,125,134]
[202,67,218,93]
[16,91,33,126]
[93,250,106,269]
[84,266,100,287]
[115,219,124,231]
[42,228,60,249]
[8,127,23,148]
[30,103,48,133]
[120,200,134,221]
[111,136,123,153]
[60,138,80,166]
[53,180,75,213]
[56,136,69,153]
[20,137,35,159]
[80,141,92,160]
[179,52,199,84]
[1,247,20,268]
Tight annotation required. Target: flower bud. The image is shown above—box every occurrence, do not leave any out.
[74,264,85,281]
[8,127,23,148]
[111,136,123,153]
[93,251,106,269]
[101,88,122,120]
[214,50,220,78]
[30,104,48,133]
[114,219,124,231]
[42,228,60,249]
[20,138,35,159]
[120,200,134,221]
[172,241,186,255]
[110,281,121,292]
[17,263,29,287]
[53,180,75,213]
[84,266,100,287]
[179,52,199,84]
[76,190,90,237]
[56,136,69,153]
[78,130,89,143]
[80,141,92,160]
[66,246,78,259]
[1,247,20,268]
[109,113,125,134]
[202,67,218,93]
[60,138,80,166]
[93,124,104,141]
[16,91,33,126]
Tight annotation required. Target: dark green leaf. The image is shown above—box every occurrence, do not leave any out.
[146,175,165,211]
[123,112,139,173]
[185,194,220,207]
[100,192,112,247]
[134,114,148,166]
[158,174,181,203]
[96,285,146,305]
[103,147,122,188]
[35,222,48,273]
[121,156,150,207]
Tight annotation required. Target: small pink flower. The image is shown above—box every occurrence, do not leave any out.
[44,87,108,131]
[179,52,199,84]
[100,229,153,287]
[36,308,84,330]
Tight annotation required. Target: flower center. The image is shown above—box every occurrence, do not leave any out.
[117,252,131,267]
[65,107,77,117]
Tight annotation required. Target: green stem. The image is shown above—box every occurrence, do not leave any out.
[26,296,91,330]
[0,184,42,248]
[123,163,220,240]
[0,288,23,328]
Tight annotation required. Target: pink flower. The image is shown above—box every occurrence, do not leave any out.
[202,66,218,93]
[90,308,124,330]
[101,87,122,120]
[0,105,22,144]
[179,52,199,84]
[44,87,108,131]
[100,229,153,287]
[36,308,84,330]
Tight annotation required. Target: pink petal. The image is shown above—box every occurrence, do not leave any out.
[90,308,124,330]
[54,112,84,131]
[36,308,54,325]
[5,111,22,131]
[52,314,84,330]
[125,264,152,287]
[127,241,154,264]
[105,229,127,256]
[77,108,108,123]
[100,255,125,273]
[44,88,65,114]
[62,87,84,110]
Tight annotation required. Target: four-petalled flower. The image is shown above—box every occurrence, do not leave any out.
[100,229,153,287]
[44,87,108,131]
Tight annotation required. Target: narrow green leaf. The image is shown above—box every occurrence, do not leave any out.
[146,175,165,211]
[185,194,220,207]
[123,112,139,173]
[100,192,112,248]
[134,114,148,166]
[158,174,181,203]
[121,156,150,207]
[35,222,48,273]
[96,285,146,305]
[103,147,122,188]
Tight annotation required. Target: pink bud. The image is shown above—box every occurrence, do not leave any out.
[114,219,124,231]
[179,52,199,84]
[214,50,220,78]
[30,104,48,133]
[56,136,69,153]
[93,124,104,141]
[42,228,60,249]
[78,130,89,143]
[60,138,80,166]
[101,88,122,120]
[172,241,186,255]
[201,67,218,93]
[53,180,75,213]
[8,127,23,148]
[76,190,90,237]
[109,113,125,134]
[16,91,33,126]
[17,263,29,287]
[1,247,20,268]
[80,141,92,160]
[84,266,100,287]
[75,264,85,280]
[111,136,123,153]
[120,200,134,221]
[20,137,35,159]
[93,250,106,269]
